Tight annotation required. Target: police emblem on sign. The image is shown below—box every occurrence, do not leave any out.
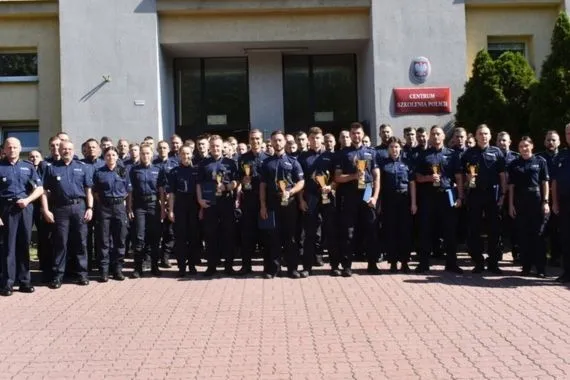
[410,56,431,84]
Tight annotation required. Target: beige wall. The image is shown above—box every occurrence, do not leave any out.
[160,12,370,44]
[466,6,559,76]
[0,17,60,151]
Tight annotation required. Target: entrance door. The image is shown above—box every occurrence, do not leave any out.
[174,57,250,143]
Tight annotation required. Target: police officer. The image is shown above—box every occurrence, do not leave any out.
[128,144,163,278]
[537,130,561,267]
[414,126,464,274]
[375,124,393,161]
[237,129,269,275]
[197,135,239,276]
[162,145,200,277]
[551,123,570,283]
[41,141,93,288]
[298,127,338,277]
[334,122,380,277]
[93,146,131,282]
[260,130,305,279]
[508,136,550,278]
[0,137,44,296]
[154,140,177,268]
[378,137,417,273]
[460,124,507,274]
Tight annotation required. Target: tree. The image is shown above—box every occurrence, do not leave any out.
[455,50,505,131]
[529,12,570,139]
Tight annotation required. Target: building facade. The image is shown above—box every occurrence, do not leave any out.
[0,0,567,152]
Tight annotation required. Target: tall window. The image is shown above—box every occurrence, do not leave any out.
[0,123,39,153]
[175,58,249,141]
[283,54,357,136]
[0,52,38,82]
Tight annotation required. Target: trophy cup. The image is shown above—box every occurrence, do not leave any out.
[356,160,367,189]
[432,164,441,187]
[467,164,478,189]
[242,163,252,190]
[214,172,224,196]
[277,180,289,206]
[314,173,330,204]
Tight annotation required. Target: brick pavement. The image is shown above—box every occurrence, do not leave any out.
[0,254,569,380]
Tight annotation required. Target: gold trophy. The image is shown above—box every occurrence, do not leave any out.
[314,173,330,204]
[214,172,223,196]
[467,164,478,189]
[356,160,367,189]
[277,180,289,206]
[432,164,441,187]
[242,164,252,190]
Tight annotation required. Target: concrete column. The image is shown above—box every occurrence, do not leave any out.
[248,52,284,138]
[58,0,163,144]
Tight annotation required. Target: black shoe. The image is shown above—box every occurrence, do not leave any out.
[445,264,464,274]
[176,270,186,278]
[151,266,162,277]
[188,266,197,275]
[131,270,142,279]
[341,268,352,277]
[536,272,547,279]
[19,285,35,294]
[330,268,342,277]
[0,287,13,297]
[77,278,89,286]
[113,271,125,281]
[414,264,429,274]
[263,273,275,279]
[471,264,485,274]
[49,279,62,289]
[288,270,301,279]
[204,267,217,277]
[366,263,380,274]
[487,266,503,275]
[224,266,236,276]
[299,270,310,278]
[159,259,172,269]
[389,263,398,273]
[520,269,531,277]
[314,255,325,267]
[555,274,570,283]
[401,263,411,274]
[99,273,109,283]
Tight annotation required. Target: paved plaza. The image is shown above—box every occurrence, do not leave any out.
[0,254,569,380]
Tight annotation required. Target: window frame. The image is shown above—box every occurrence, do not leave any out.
[0,51,39,83]
[0,123,40,153]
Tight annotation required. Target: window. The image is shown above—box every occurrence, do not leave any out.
[0,52,38,82]
[283,54,357,137]
[174,58,250,142]
[0,124,40,153]
[487,42,526,60]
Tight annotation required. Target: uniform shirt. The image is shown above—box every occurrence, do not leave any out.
[298,149,335,197]
[537,150,559,182]
[375,143,389,162]
[508,155,549,191]
[198,156,238,188]
[552,148,570,196]
[93,165,132,198]
[460,145,506,190]
[0,159,42,199]
[117,154,130,166]
[153,156,178,173]
[129,163,162,197]
[415,147,460,190]
[260,153,304,207]
[335,145,377,191]
[237,150,269,194]
[379,155,413,195]
[81,157,105,172]
[122,158,139,171]
[164,163,199,195]
[408,145,428,170]
[43,160,93,203]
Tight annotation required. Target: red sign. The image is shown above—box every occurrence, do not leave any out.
[393,87,452,115]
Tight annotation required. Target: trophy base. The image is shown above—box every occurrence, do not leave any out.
[280,200,289,206]
[468,182,476,189]
[357,183,366,190]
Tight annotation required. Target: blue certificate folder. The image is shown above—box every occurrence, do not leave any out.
[446,188,456,207]
[258,210,276,230]
[362,183,373,202]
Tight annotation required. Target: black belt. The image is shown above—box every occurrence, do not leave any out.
[2,198,21,203]
[56,198,84,207]
[518,186,539,192]
[386,189,408,195]
[101,197,125,205]
[135,195,158,203]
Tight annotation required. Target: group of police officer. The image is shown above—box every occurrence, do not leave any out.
[0,121,569,296]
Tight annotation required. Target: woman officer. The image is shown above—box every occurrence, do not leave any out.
[93,146,132,282]
[508,136,550,278]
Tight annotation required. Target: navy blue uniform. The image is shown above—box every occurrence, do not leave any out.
[198,156,239,272]
[415,147,461,270]
[537,150,561,265]
[43,160,92,282]
[461,145,506,270]
[552,149,570,277]
[508,155,549,274]
[237,150,269,272]
[32,161,53,280]
[164,162,200,275]
[93,165,131,277]
[129,163,163,275]
[0,159,42,290]
[154,156,178,266]
[379,155,414,266]
[335,145,378,270]
[260,153,304,276]
[81,156,105,269]
[298,149,338,272]
[499,149,520,260]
